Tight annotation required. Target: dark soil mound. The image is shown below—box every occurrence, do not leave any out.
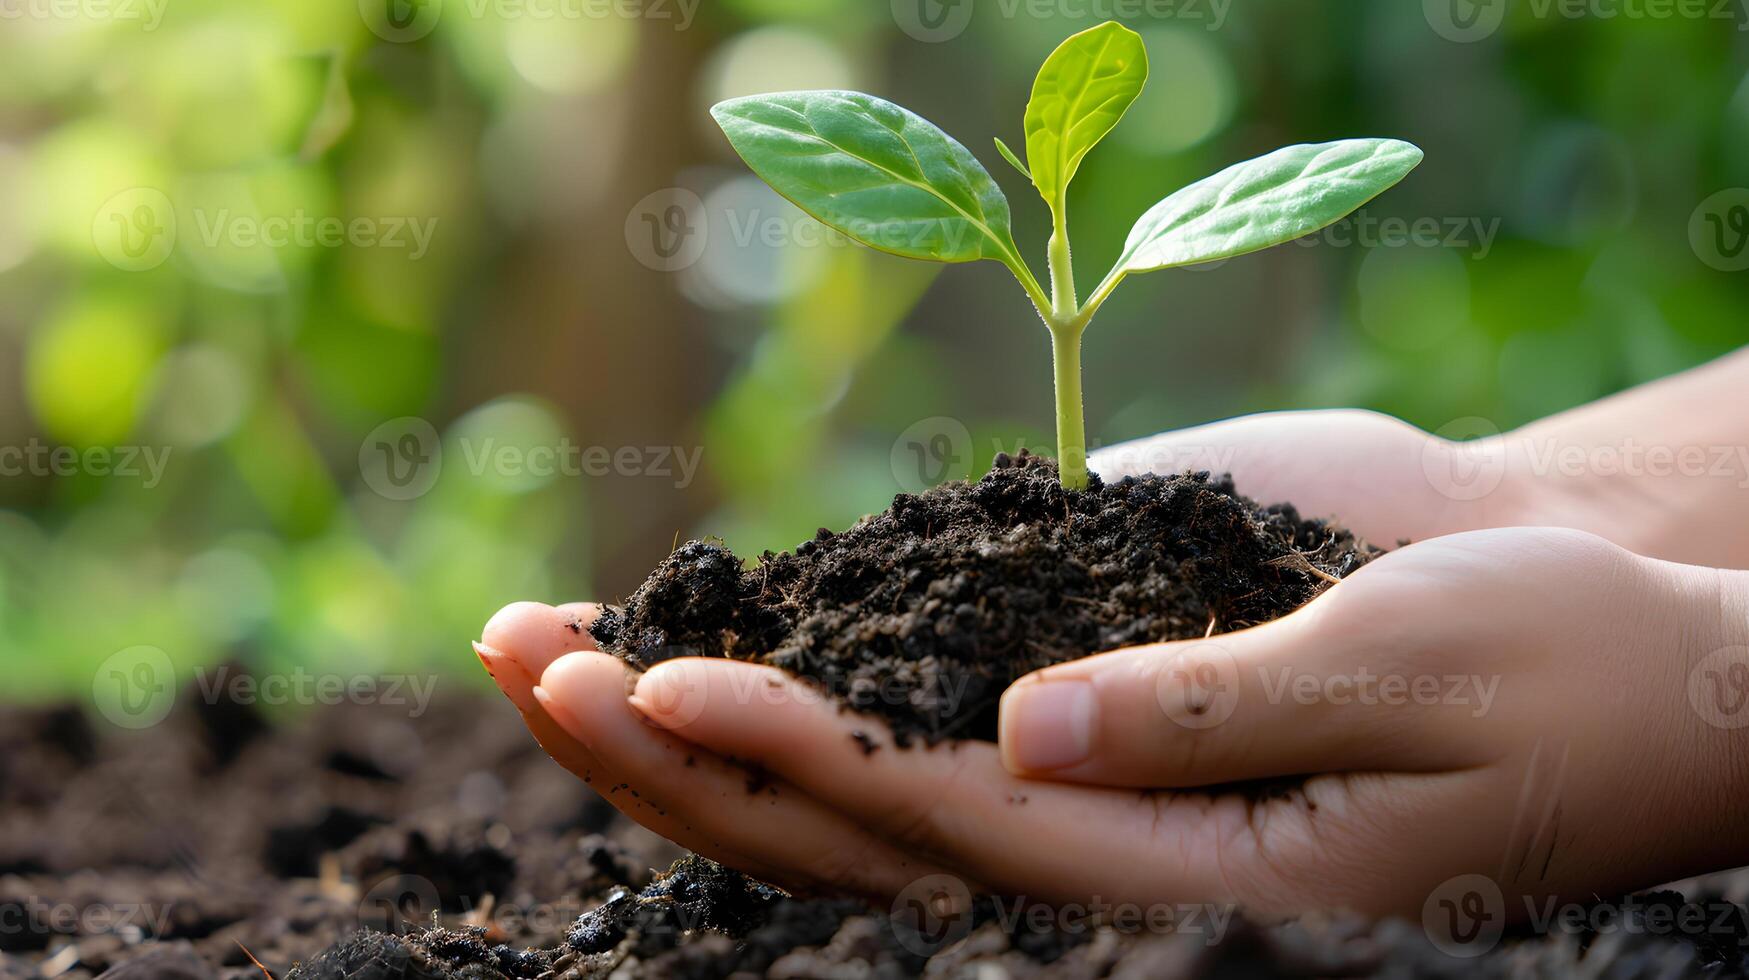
[591,451,1374,744]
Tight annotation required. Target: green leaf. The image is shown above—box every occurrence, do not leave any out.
[1115,139,1425,275]
[994,137,1030,180]
[710,91,1021,265]
[1023,21,1147,207]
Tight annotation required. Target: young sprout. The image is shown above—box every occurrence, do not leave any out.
[711,21,1422,489]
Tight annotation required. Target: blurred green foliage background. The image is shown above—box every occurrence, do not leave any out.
[3,0,1747,700]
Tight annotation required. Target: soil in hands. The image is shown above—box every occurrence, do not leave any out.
[591,450,1376,746]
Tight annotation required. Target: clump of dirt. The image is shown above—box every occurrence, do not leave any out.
[592,451,1375,744]
[566,854,786,954]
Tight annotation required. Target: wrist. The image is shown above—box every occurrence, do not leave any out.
[1490,417,1749,567]
[1650,557,1749,866]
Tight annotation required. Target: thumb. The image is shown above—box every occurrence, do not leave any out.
[997,601,1475,788]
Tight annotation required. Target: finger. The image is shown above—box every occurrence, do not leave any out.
[478,603,789,882]
[538,651,970,899]
[479,600,599,710]
[626,658,1258,906]
[998,605,1499,788]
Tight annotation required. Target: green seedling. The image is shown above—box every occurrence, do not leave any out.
[711,21,1422,489]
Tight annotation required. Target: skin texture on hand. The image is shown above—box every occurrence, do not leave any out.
[478,528,1749,920]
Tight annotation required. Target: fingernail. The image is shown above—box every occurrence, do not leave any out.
[532,685,584,741]
[474,641,505,680]
[626,694,658,721]
[1000,680,1096,772]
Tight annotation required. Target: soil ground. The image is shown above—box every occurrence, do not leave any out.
[7,459,1748,977]
[4,686,1747,979]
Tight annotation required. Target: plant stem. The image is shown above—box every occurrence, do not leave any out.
[1044,203,1089,489]
[1048,323,1088,489]
[1047,210,1077,320]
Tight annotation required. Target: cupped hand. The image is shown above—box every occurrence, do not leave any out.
[479,527,1748,920]
[1090,409,1527,548]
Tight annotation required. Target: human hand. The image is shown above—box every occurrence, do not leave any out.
[1106,395,1749,569]
[1090,409,1528,548]
[480,527,1749,921]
